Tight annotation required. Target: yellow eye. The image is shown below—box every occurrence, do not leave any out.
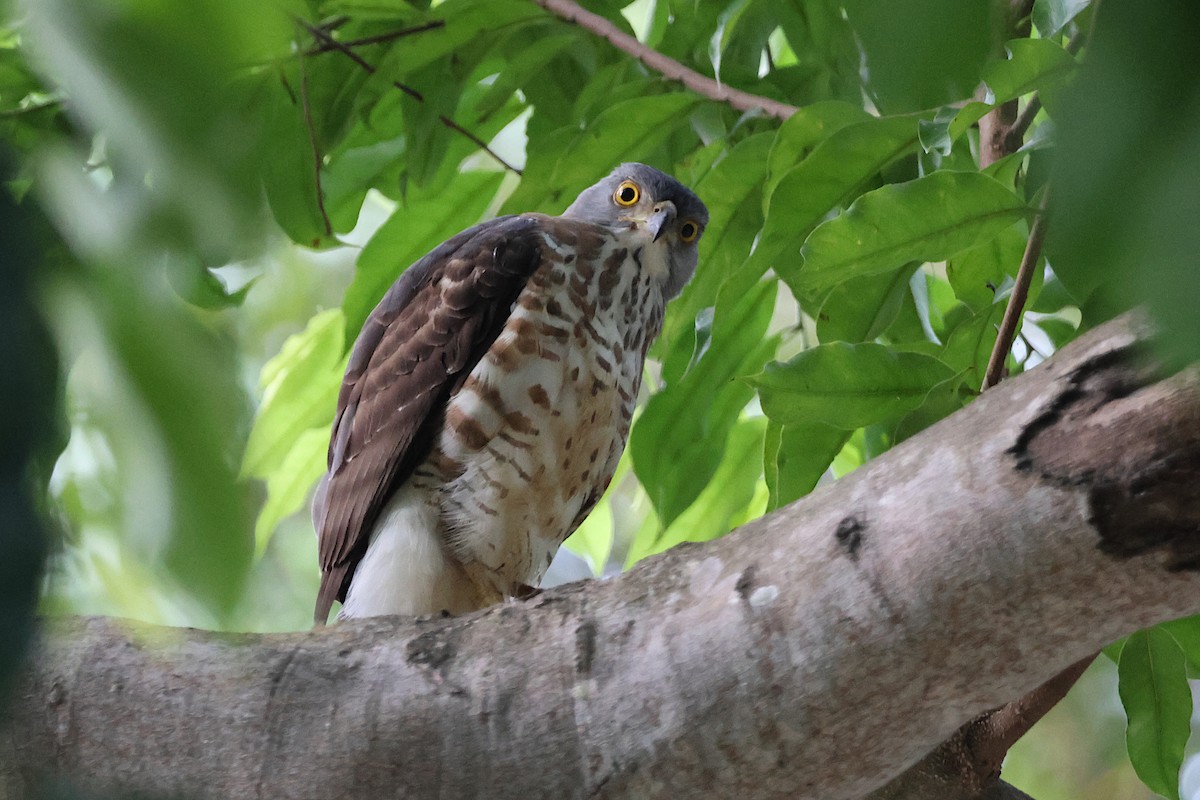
[679,220,700,243]
[614,180,640,206]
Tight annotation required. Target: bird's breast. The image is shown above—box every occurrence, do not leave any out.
[432,228,665,595]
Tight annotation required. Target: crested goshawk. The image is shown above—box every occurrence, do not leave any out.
[312,163,708,624]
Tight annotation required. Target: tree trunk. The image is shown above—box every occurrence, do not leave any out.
[3,313,1198,800]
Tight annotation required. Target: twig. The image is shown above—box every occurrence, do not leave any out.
[296,17,423,100]
[305,21,445,56]
[0,98,63,120]
[437,116,523,175]
[975,654,1096,764]
[982,188,1049,390]
[530,0,798,121]
[295,16,522,174]
[1009,94,1041,143]
[298,52,333,238]
[869,654,1095,799]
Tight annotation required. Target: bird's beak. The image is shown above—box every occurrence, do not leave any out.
[646,201,677,242]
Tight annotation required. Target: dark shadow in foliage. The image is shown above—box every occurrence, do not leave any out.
[0,151,57,711]
[1049,0,1200,368]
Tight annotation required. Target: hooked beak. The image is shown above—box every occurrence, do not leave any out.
[646,201,677,242]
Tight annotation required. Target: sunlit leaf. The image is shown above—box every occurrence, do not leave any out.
[253,427,327,557]
[750,342,956,429]
[241,308,345,480]
[1118,627,1190,800]
[628,416,767,564]
[632,279,777,527]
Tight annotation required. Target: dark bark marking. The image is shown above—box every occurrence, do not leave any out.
[835,516,865,562]
[575,619,597,676]
[406,629,457,672]
[1009,344,1200,570]
[735,564,757,601]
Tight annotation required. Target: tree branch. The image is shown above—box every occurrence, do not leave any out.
[304,21,446,56]
[294,17,523,175]
[530,0,798,121]
[3,313,1199,800]
[297,52,333,238]
[982,189,1050,390]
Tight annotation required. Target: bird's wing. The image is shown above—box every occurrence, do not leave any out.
[312,215,545,624]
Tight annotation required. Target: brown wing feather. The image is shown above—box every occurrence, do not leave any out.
[313,215,545,624]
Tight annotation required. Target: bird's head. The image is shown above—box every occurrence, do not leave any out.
[562,163,708,299]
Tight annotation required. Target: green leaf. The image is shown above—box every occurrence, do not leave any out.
[750,114,923,285]
[941,303,1004,390]
[840,0,996,113]
[750,342,956,429]
[660,132,774,355]
[632,279,777,527]
[764,421,850,512]
[241,309,345,480]
[502,93,702,214]
[628,416,767,564]
[1048,1,1200,367]
[24,0,297,260]
[344,171,503,339]
[817,262,920,343]
[253,427,328,557]
[766,100,872,194]
[1161,616,1200,673]
[947,224,1037,312]
[562,448,632,575]
[379,0,543,76]
[1033,0,1092,37]
[982,38,1077,105]
[786,171,1029,296]
[1118,628,1190,800]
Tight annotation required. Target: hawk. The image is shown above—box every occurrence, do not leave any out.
[312,163,708,624]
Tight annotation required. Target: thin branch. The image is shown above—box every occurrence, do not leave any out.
[975,654,1097,764]
[298,52,333,238]
[982,188,1050,391]
[0,98,63,120]
[305,21,446,56]
[296,16,424,100]
[1009,94,1041,143]
[437,115,523,175]
[530,0,798,121]
[295,17,523,174]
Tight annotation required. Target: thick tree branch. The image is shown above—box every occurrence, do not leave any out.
[530,0,798,121]
[3,314,1199,800]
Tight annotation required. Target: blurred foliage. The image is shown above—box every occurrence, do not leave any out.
[0,0,1197,797]
[0,150,55,713]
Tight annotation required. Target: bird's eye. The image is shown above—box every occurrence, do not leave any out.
[679,220,700,243]
[614,180,640,206]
